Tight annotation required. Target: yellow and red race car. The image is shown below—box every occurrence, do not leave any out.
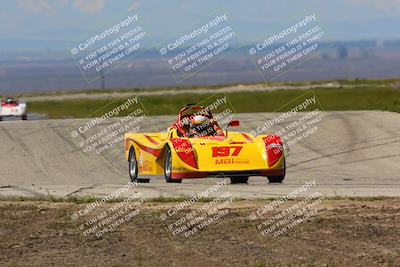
[124,104,285,184]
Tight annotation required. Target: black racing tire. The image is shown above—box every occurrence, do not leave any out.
[267,176,285,183]
[21,115,27,120]
[128,147,149,183]
[0,117,2,121]
[164,146,182,183]
[230,176,249,184]
[267,157,286,183]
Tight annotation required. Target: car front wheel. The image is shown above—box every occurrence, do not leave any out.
[164,146,182,183]
[129,147,149,183]
[267,158,286,183]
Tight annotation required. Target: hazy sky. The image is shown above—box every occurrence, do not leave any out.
[0,0,399,49]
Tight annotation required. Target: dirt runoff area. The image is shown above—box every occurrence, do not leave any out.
[0,198,399,267]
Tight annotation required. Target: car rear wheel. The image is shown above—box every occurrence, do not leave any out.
[267,158,286,183]
[128,147,150,183]
[21,115,27,120]
[230,176,249,184]
[164,146,182,183]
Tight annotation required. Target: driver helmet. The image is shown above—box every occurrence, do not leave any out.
[191,115,208,126]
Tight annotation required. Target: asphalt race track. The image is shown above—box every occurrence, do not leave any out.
[0,111,399,199]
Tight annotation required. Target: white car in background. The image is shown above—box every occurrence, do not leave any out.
[0,97,27,121]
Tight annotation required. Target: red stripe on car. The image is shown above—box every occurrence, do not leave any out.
[242,133,253,142]
[263,135,283,167]
[170,138,198,169]
[144,135,159,145]
[136,143,162,157]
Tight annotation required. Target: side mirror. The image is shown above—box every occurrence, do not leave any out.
[228,120,240,127]
[226,120,240,137]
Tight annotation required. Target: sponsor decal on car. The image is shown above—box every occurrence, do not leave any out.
[211,146,242,157]
[215,158,249,165]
